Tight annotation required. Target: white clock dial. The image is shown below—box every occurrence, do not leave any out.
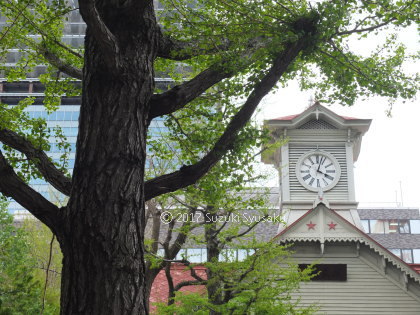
[295,151,341,192]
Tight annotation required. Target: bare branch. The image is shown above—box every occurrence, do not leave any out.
[79,0,120,71]
[0,128,72,196]
[145,37,308,201]
[0,150,59,231]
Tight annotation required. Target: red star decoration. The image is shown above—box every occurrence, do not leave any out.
[306,221,316,230]
[327,222,337,230]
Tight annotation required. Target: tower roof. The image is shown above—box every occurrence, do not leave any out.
[263,102,372,163]
[266,102,371,133]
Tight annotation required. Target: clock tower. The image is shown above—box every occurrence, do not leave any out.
[263,102,371,232]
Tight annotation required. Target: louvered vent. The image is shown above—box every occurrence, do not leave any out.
[289,145,348,201]
[298,119,337,130]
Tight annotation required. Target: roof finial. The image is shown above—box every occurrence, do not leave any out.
[315,107,320,120]
[308,95,315,106]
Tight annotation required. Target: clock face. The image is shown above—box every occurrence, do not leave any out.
[295,151,341,192]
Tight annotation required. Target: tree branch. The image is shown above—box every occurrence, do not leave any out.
[37,45,83,80]
[148,63,234,120]
[150,37,267,120]
[157,32,231,61]
[165,262,176,305]
[0,150,59,231]
[79,0,120,71]
[225,217,267,243]
[174,279,206,292]
[170,259,207,292]
[336,17,397,36]
[145,199,161,257]
[145,37,308,201]
[163,216,176,252]
[167,208,197,259]
[0,128,72,196]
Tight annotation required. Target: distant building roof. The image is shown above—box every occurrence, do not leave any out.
[358,208,420,220]
[410,264,420,274]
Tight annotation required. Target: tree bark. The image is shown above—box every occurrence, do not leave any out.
[144,200,163,308]
[57,2,158,314]
[205,209,223,315]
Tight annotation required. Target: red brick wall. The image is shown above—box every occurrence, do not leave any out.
[149,263,207,313]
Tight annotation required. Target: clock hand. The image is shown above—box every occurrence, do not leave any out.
[317,170,326,175]
[317,156,324,172]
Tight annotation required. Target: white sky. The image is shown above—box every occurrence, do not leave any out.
[259,83,420,209]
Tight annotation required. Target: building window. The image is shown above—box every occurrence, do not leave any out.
[386,219,399,233]
[299,264,347,281]
[411,220,420,234]
[363,219,417,234]
[388,248,420,264]
[413,249,420,263]
[155,248,255,263]
[402,249,414,263]
[399,220,410,233]
[188,249,205,263]
[175,249,187,260]
[361,220,370,233]
[389,248,402,259]
[370,220,385,233]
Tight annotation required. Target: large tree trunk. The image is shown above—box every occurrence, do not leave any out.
[57,3,158,314]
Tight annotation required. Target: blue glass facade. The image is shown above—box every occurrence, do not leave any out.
[3,104,79,212]
[3,102,171,213]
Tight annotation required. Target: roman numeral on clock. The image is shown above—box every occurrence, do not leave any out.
[309,178,315,186]
[303,174,311,181]
[325,174,334,180]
